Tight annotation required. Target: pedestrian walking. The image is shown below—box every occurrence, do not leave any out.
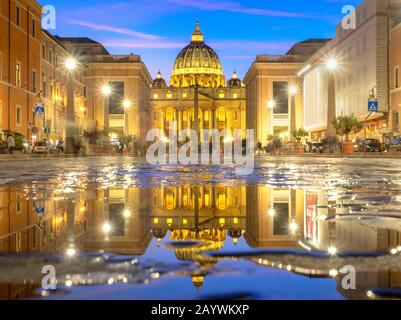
[7,134,15,154]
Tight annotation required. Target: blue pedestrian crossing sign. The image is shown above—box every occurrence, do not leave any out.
[368,101,379,113]
[35,104,45,114]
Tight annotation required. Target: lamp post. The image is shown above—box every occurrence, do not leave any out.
[289,85,298,142]
[122,98,131,136]
[267,99,275,137]
[101,84,112,132]
[326,58,338,139]
[65,58,77,154]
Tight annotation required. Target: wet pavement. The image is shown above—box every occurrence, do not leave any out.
[0,156,401,300]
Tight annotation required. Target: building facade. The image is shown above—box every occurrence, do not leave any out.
[150,23,246,140]
[244,40,329,146]
[0,0,41,137]
[39,31,87,142]
[54,37,152,145]
[390,19,401,133]
[303,0,401,141]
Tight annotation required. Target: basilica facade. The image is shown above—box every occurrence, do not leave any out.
[150,22,246,138]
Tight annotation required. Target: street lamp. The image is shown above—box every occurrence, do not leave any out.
[122,98,131,110]
[65,57,78,154]
[65,58,77,72]
[325,58,339,142]
[326,58,338,72]
[267,99,275,137]
[101,84,112,97]
[289,85,298,143]
[289,85,298,96]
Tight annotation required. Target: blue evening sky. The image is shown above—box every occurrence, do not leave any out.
[38,0,363,81]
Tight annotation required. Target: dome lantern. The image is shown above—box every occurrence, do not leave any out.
[170,22,225,88]
[191,21,204,43]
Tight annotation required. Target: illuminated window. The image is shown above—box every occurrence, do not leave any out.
[16,63,21,87]
[165,192,175,210]
[153,93,158,99]
[166,91,173,99]
[182,93,187,98]
[218,109,226,122]
[219,91,225,98]
[217,193,226,210]
[204,192,210,207]
[16,232,22,252]
[183,188,189,207]
[204,111,209,122]
[166,109,174,121]
[233,93,238,98]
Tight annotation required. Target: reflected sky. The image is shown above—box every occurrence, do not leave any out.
[0,157,401,300]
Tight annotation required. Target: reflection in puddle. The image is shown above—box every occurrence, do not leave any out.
[0,182,401,300]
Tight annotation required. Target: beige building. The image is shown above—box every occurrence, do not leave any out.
[0,0,41,137]
[390,17,401,132]
[39,31,86,142]
[151,23,246,139]
[303,0,401,141]
[244,40,328,146]
[54,37,152,145]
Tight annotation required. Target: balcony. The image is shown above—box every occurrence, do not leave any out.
[109,114,125,128]
[272,114,289,126]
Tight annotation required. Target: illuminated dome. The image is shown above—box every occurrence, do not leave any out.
[227,71,242,88]
[153,71,167,88]
[171,22,225,88]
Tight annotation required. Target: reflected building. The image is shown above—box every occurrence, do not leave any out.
[1,185,401,299]
[245,186,305,248]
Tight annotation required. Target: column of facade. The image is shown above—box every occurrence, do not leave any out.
[160,108,165,131]
[178,109,183,133]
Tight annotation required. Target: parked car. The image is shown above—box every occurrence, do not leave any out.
[33,141,49,154]
[306,142,324,153]
[385,136,401,150]
[356,139,384,152]
[49,140,64,154]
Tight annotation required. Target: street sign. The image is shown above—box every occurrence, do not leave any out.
[34,202,45,217]
[34,104,45,114]
[368,101,379,113]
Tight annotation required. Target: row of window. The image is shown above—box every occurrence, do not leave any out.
[0,100,22,128]
[12,4,37,38]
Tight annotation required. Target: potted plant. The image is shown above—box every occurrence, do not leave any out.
[332,115,362,153]
[291,128,308,153]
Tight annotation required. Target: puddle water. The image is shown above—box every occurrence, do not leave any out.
[0,157,401,300]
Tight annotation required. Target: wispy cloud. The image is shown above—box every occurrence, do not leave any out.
[102,38,294,52]
[166,0,329,19]
[66,19,164,41]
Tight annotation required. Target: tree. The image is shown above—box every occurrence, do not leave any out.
[291,128,308,143]
[332,115,362,142]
